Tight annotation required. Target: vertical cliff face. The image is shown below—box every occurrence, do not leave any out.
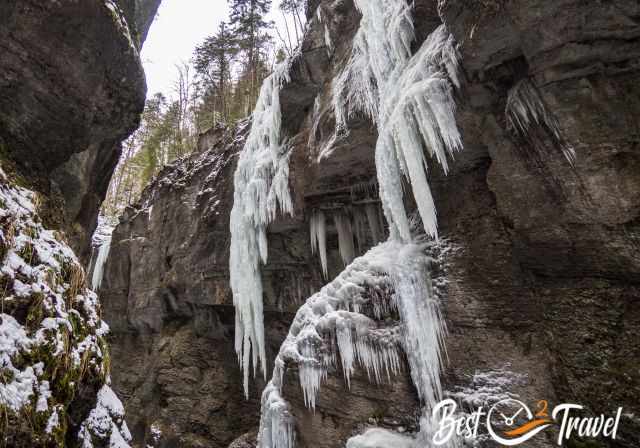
[0,0,161,260]
[0,0,160,446]
[101,0,640,447]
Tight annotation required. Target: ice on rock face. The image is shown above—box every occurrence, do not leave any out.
[258,381,296,448]
[229,59,294,397]
[346,428,417,448]
[90,214,115,291]
[506,78,576,163]
[91,235,112,291]
[333,0,462,241]
[309,210,329,279]
[258,241,447,448]
[334,211,356,266]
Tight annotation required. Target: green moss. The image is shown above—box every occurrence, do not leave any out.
[25,293,46,331]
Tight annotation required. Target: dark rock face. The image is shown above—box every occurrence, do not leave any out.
[102,0,640,447]
[0,0,160,259]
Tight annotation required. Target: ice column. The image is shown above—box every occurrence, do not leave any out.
[334,0,462,241]
[229,60,294,397]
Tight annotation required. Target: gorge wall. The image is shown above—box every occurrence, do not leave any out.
[0,0,159,446]
[0,0,161,260]
[100,1,640,448]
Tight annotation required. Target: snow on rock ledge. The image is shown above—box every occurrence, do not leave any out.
[0,168,130,447]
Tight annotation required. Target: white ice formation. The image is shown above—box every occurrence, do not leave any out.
[229,59,295,397]
[333,0,462,241]
[258,241,447,448]
[506,78,576,163]
[90,214,115,292]
[256,0,465,446]
[309,210,329,278]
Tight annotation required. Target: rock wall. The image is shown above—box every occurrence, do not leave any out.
[0,0,160,446]
[102,1,640,447]
[0,0,160,259]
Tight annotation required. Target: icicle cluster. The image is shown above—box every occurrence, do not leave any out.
[333,0,462,241]
[229,59,294,397]
[309,204,385,278]
[258,241,447,448]
[333,211,356,266]
[309,210,328,278]
[506,78,576,163]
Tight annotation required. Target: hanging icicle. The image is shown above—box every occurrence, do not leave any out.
[309,210,329,279]
[365,203,384,244]
[333,211,356,266]
[333,0,463,241]
[506,78,576,164]
[229,58,295,398]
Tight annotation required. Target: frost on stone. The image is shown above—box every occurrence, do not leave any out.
[79,385,132,448]
[346,427,417,448]
[0,169,128,445]
[258,241,448,448]
[447,366,527,408]
[104,0,138,53]
[229,58,295,397]
[506,78,576,164]
[332,0,463,241]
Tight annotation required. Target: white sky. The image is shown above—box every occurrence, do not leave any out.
[141,0,229,98]
[141,0,293,100]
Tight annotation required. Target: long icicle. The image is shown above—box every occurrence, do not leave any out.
[229,59,294,398]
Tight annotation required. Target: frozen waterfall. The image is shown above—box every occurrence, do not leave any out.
[333,0,462,241]
[229,59,294,397]
[257,241,447,448]
[91,236,112,292]
[257,0,464,446]
[90,216,115,291]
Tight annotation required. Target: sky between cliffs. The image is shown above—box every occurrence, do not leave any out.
[141,0,291,100]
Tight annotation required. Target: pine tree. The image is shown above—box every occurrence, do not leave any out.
[194,22,238,123]
[227,0,273,107]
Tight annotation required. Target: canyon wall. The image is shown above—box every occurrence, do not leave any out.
[0,0,159,445]
[0,0,161,259]
[100,1,640,447]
